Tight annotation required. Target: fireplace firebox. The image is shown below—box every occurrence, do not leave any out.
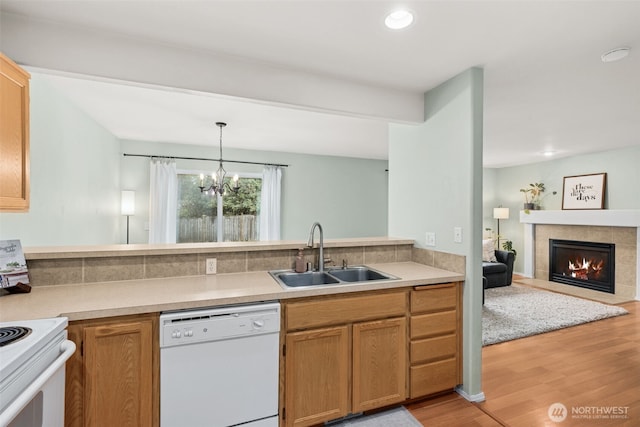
[549,239,615,294]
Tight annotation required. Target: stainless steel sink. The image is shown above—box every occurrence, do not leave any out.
[270,265,399,288]
[325,266,392,282]
[271,271,340,287]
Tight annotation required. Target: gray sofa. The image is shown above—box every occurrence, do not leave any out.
[482,250,515,288]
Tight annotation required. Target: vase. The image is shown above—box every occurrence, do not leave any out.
[524,203,535,210]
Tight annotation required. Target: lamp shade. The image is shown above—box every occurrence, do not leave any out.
[121,191,135,216]
[493,207,509,220]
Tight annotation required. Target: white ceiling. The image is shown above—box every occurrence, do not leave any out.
[34,74,392,160]
[2,0,639,167]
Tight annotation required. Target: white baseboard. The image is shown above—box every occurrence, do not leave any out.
[455,386,486,402]
[513,270,530,278]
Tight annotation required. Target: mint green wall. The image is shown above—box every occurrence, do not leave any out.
[120,139,389,243]
[0,73,387,246]
[485,145,640,274]
[0,75,388,246]
[482,168,498,239]
[389,68,484,399]
[0,75,121,246]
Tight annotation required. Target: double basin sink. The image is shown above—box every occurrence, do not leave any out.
[270,265,399,288]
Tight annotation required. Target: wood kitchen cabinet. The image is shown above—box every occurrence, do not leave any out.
[282,289,407,427]
[352,317,406,412]
[0,53,30,212]
[409,282,462,398]
[284,326,349,426]
[65,313,159,427]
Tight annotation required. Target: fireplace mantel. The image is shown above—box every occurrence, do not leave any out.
[519,209,640,227]
[519,209,640,301]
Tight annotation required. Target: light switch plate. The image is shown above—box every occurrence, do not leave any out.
[454,227,463,243]
[425,232,436,247]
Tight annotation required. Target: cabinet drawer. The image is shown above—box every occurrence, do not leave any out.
[410,358,458,398]
[411,284,457,313]
[411,334,456,364]
[411,311,456,338]
[286,290,406,331]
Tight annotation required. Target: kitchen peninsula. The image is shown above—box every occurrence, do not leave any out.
[0,237,465,427]
[0,237,464,321]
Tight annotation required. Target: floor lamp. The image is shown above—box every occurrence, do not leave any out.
[493,207,509,249]
[121,191,135,244]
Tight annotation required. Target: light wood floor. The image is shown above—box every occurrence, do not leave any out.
[407,299,639,426]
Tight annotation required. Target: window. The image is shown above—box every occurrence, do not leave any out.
[176,172,261,243]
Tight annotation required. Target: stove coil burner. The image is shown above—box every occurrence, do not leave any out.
[0,326,32,347]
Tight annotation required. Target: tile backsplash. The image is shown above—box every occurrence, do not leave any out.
[25,244,417,287]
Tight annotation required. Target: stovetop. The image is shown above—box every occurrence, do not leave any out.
[0,326,32,347]
[0,317,68,384]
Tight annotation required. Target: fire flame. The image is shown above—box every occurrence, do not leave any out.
[568,258,604,280]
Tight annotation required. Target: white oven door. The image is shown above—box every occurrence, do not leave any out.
[0,340,75,427]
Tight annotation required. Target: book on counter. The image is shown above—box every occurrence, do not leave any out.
[0,240,31,293]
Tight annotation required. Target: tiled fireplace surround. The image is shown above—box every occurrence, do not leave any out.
[520,210,640,300]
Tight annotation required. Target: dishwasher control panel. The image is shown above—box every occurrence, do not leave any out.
[159,301,280,348]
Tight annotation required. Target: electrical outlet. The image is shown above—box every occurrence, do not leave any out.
[206,258,217,275]
[425,232,436,247]
[454,227,463,243]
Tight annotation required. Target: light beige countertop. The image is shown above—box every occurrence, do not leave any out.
[23,237,414,259]
[0,262,464,323]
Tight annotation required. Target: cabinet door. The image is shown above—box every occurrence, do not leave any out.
[84,320,154,427]
[352,317,406,412]
[285,326,349,427]
[0,53,30,212]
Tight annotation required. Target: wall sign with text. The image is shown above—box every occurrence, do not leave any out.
[562,173,607,210]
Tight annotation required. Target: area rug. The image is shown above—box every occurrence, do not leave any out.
[483,285,628,346]
[326,406,421,427]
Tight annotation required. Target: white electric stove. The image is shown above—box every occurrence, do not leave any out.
[0,317,75,427]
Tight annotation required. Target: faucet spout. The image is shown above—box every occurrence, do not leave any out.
[307,222,324,273]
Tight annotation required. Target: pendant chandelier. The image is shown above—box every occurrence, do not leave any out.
[198,122,240,196]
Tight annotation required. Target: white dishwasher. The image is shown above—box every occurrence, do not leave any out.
[160,301,280,427]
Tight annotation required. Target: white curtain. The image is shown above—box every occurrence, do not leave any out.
[259,166,282,240]
[149,158,178,243]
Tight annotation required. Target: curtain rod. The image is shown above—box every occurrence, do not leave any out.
[122,153,289,168]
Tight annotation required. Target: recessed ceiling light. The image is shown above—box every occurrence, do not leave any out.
[601,46,631,63]
[385,10,414,30]
[542,150,555,157]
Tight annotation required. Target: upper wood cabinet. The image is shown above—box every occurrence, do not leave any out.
[0,53,30,212]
